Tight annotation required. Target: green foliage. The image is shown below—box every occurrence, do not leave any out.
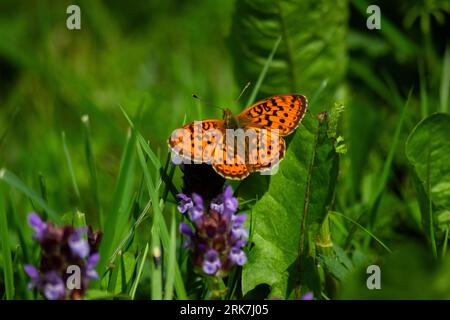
[242,110,340,298]
[0,0,449,301]
[231,0,348,111]
[406,113,450,253]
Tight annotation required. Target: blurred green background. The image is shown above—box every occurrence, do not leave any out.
[1,0,450,299]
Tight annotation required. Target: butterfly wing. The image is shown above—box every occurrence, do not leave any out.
[247,128,286,172]
[168,119,225,164]
[237,94,308,136]
[211,131,250,180]
[212,163,250,180]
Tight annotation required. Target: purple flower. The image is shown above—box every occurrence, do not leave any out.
[301,292,314,300]
[176,193,193,213]
[190,193,204,223]
[210,202,224,214]
[86,253,99,279]
[229,247,247,266]
[223,186,238,214]
[68,230,90,258]
[28,212,47,241]
[24,265,40,289]
[202,249,222,275]
[180,222,194,237]
[43,272,65,300]
[178,185,248,277]
[23,212,102,300]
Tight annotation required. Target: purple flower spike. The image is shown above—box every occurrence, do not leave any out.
[24,212,103,300]
[301,292,314,300]
[43,272,65,300]
[202,249,222,275]
[28,213,47,241]
[223,186,238,214]
[231,224,249,241]
[86,253,99,279]
[177,185,248,277]
[24,264,40,289]
[189,206,203,223]
[210,202,224,214]
[232,214,247,226]
[180,222,194,237]
[68,231,90,259]
[229,247,247,266]
[192,193,203,208]
[176,193,193,213]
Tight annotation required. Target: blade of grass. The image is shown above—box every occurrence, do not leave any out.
[440,46,450,113]
[0,169,59,222]
[98,110,139,275]
[81,114,102,226]
[245,35,282,107]
[136,142,163,299]
[331,211,391,253]
[123,103,186,298]
[418,59,429,118]
[7,195,30,263]
[309,80,328,106]
[136,142,186,299]
[119,104,161,172]
[107,253,121,294]
[368,89,412,228]
[129,243,149,300]
[37,172,48,220]
[442,226,449,259]
[164,209,177,300]
[62,131,81,202]
[0,194,15,299]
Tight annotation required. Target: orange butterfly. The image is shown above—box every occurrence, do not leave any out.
[168,94,308,180]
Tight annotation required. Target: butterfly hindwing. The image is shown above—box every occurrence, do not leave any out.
[247,127,286,172]
[212,163,250,180]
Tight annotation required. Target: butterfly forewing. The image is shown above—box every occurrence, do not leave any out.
[168,119,225,164]
[237,94,308,136]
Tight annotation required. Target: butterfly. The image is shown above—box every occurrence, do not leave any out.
[168,94,308,180]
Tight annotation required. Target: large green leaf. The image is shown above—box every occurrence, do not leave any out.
[406,113,450,245]
[231,0,348,111]
[242,111,339,298]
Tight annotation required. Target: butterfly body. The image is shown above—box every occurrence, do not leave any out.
[168,94,308,180]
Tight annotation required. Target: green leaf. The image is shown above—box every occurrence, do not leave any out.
[406,113,450,255]
[0,169,59,222]
[0,194,14,299]
[231,0,348,112]
[242,111,339,298]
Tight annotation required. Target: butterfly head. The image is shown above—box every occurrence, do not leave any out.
[223,108,239,129]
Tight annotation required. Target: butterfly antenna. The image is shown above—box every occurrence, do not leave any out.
[235,82,251,102]
[192,94,224,111]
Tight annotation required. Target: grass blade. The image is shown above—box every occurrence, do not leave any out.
[0,168,59,222]
[0,194,15,299]
[62,131,81,202]
[136,142,163,299]
[368,89,412,228]
[129,243,149,300]
[81,114,102,226]
[98,115,138,274]
[164,209,177,300]
[440,46,450,113]
[245,36,282,107]
[331,211,391,253]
